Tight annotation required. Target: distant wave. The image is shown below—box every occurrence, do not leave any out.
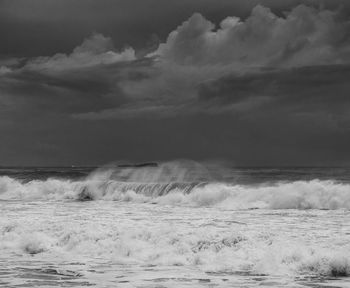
[1,171,350,209]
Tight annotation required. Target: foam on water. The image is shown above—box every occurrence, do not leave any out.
[1,162,350,209]
[4,223,350,277]
[1,161,350,287]
[1,200,350,287]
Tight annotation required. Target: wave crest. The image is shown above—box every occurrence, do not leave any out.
[1,172,350,210]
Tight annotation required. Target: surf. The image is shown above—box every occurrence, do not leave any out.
[1,161,350,210]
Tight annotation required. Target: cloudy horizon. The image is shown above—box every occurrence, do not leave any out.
[1,0,350,166]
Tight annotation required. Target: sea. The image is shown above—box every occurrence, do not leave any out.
[1,161,350,288]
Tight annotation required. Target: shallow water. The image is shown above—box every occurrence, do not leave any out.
[1,200,350,287]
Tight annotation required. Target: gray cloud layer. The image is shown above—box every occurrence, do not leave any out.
[1,2,350,165]
[1,4,349,118]
[25,33,135,71]
[154,5,350,67]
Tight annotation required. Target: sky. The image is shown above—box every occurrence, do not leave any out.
[0,0,350,166]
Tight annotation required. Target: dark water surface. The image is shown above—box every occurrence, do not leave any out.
[1,165,350,183]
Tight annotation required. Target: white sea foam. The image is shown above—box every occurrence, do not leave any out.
[1,193,350,287]
[1,163,350,287]
[1,202,350,280]
[1,173,350,210]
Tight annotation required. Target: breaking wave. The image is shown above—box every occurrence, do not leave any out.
[1,161,350,210]
[2,219,350,279]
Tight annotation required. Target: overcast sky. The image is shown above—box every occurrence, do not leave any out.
[1,0,350,166]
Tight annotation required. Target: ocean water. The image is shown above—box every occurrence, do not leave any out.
[1,161,350,288]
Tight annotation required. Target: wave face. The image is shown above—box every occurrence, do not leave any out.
[1,161,350,210]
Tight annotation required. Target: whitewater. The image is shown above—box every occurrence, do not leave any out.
[1,161,350,287]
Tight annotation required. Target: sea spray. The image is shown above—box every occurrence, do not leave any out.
[1,161,350,210]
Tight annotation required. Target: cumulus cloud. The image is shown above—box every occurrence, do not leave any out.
[152,5,350,68]
[1,4,350,122]
[24,33,136,71]
[2,3,350,165]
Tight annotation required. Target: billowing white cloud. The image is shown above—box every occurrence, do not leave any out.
[152,5,350,68]
[25,33,136,71]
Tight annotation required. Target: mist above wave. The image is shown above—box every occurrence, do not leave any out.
[1,160,350,210]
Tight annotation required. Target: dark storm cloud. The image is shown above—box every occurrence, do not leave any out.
[1,0,349,56]
[24,33,135,71]
[1,4,350,119]
[1,1,350,165]
[153,5,350,67]
[198,65,350,121]
[0,58,153,116]
[73,4,350,119]
[0,33,148,117]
